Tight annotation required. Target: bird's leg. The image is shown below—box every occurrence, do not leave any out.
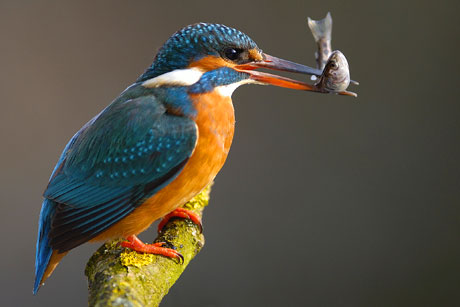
[120,235,184,263]
[121,208,201,263]
[158,207,202,233]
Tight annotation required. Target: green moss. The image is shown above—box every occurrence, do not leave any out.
[120,251,156,268]
[86,184,212,307]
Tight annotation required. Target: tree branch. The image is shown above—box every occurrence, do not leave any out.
[85,185,211,307]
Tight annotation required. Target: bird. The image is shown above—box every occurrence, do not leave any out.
[34,22,327,294]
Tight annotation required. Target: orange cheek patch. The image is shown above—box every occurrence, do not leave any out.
[248,48,263,61]
[188,55,234,71]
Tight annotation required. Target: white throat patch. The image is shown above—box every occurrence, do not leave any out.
[215,79,255,97]
[142,68,204,88]
[142,68,256,97]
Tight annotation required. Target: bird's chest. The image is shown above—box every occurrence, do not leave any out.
[163,90,235,206]
[191,90,235,159]
[141,91,235,217]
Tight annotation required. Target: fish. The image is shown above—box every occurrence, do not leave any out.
[315,50,356,97]
[307,12,358,96]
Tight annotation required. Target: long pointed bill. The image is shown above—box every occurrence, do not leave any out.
[234,53,323,92]
[242,69,318,91]
[254,54,324,76]
[261,53,360,87]
[235,53,358,94]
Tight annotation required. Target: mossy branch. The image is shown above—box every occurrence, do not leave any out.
[85,185,211,307]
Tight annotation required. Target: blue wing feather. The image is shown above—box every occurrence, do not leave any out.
[34,198,56,294]
[42,95,197,252]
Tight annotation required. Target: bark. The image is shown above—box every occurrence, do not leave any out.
[85,185,211,307]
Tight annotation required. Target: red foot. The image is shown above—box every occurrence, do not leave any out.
[121,235,183,263]
[158,208,202,233]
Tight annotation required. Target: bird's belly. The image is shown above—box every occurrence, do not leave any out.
[92,92,235,240]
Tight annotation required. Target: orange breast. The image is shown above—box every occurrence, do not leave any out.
[92,91,235,240]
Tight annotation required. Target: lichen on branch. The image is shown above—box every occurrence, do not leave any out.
[85,185,211,307]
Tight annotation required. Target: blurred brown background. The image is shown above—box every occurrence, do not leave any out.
[1,0,459,306]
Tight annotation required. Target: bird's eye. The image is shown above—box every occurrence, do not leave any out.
[224,48,242,61]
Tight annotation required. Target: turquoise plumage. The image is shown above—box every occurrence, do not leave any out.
[35,90,197,293]
[34,22,343,295]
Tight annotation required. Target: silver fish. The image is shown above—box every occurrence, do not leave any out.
[315,50,356,96]
[307,13,358,96]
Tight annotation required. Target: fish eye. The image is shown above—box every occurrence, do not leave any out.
[330,62,338,69]
[224,48,243,61]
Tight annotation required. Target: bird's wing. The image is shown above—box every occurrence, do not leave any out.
[43,95,197,252]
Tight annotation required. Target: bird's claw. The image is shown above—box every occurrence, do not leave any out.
[121,235,184,264]
[158,208,203,233]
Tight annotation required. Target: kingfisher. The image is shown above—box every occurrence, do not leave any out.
[34,22,331,294]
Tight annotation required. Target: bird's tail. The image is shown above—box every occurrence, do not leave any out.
[34,199,66,294]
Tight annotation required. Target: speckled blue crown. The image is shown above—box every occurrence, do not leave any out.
[138,23,258,81]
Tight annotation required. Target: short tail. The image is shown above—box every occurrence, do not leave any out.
[34,199,65,294]
[307,12,333,43]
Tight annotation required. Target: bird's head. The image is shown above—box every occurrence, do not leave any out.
[138,23,323,96]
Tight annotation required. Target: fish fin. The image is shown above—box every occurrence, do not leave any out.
[307,12,333,42]
[337,90,358,97]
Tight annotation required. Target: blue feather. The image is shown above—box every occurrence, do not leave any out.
[139,23,258,81]
[188,67,248,94]
[34,199,56,294]
[39,93,197,253]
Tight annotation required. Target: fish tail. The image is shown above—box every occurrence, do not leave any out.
[307,12,333,43]
[34,199,66,294]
